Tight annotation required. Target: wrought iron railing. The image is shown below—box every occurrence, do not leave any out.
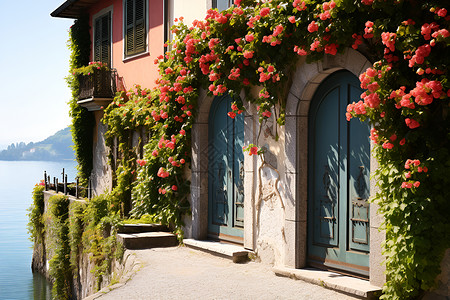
[78,68,117,100]
[44,169,93,199]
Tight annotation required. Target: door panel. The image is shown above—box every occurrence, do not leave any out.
[308,71,370,276]
[208,95,244,240]
[312,87,339,247]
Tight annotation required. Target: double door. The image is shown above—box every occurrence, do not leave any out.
[308,71,371,276]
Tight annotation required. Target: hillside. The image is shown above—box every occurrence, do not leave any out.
[0,127,75,161]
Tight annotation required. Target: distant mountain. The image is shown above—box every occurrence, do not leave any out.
[0,127,75,161]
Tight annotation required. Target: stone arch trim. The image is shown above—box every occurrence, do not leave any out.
[189,89,214,240]
[189,90,256,248]
[282,49,384,286]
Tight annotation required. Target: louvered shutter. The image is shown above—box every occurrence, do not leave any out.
[94,12,111,65]
[125,0,135,56]
[134,0,146,54]
[94,18,102,62]
[125,0,146,57]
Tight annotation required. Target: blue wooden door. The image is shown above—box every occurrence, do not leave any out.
[208,95,244,242]
[307,71,370,276]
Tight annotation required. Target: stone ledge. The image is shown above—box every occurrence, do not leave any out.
[273,266,382,299]
[117,232,178,250]
[183,239,253,263]
[117,223,169,234]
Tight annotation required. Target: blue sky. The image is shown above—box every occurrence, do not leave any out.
[0,1,74,150]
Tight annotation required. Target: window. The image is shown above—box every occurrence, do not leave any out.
[124,0,147,57]
[94,12,111,65]
[213,0,233,11]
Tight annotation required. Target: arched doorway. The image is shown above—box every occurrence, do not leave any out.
[307,70,370,276]
[208,95,244,243]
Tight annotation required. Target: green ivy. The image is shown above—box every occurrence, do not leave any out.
[67,15,95,186]
[27,184,46,243]
[81,194,123,290]
[46,194,72,299]
[68,200,86,273]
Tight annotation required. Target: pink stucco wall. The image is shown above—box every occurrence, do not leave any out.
[89,0,163,90]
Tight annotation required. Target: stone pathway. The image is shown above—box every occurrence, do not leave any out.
[89,246,360,300]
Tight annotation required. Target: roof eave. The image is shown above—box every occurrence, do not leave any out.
[51,0,99,19]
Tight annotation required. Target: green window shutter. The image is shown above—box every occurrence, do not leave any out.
[125,0,146,57]
[134,0,146,53]
[125,0,135,56]
[94,18,102,62]
[94,12,111,65]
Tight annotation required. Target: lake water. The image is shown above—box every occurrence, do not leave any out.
[0,160,77,300]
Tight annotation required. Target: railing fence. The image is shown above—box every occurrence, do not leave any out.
[44,168,93,199]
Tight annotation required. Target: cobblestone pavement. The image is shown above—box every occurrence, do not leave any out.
[89,246,360,300]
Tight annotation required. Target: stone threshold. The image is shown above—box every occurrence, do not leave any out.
[183,239,253,263]
[273,266,382,300]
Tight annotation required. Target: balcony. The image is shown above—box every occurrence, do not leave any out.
[77,68,118,111]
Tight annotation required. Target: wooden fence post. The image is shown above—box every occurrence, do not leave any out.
[64,174,68,195]
[75,177,79,199]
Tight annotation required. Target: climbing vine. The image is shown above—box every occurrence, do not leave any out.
[46,194,72,299]
[27,183,46,243]
[67,15,95,186]
[80,194,123,290]
[96,0,449,298]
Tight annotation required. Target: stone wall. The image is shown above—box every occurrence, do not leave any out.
[91,111,112,197]
[31,191,135,299]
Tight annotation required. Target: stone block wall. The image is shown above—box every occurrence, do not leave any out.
[31,191,134,299]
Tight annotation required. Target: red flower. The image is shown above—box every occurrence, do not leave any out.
[262,111,272,118]
[243,51,254,59]
[324,43,338,55]
[361,0,373,5]
[166,141,175,150]
[172,185,178,191]
[260,7,270,17]
[382,142,394,150]
[249,146,258,155]
[137,159,147,166]
[436,8,447,17]
[228,112,236,119]
[307,21,319,33]
[157,168,169,178]
[289,16,296,23]
[405,118,420,129]
[401,182,413,189]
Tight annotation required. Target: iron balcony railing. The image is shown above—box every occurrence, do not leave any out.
[78,68,117,100]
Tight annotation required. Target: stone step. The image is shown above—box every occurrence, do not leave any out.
[183,239,252,263]
[117,232,178,250]
[273,266,382,300]
[117,223,169,234]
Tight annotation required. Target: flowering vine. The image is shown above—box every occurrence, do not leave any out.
[98,1,449,298]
